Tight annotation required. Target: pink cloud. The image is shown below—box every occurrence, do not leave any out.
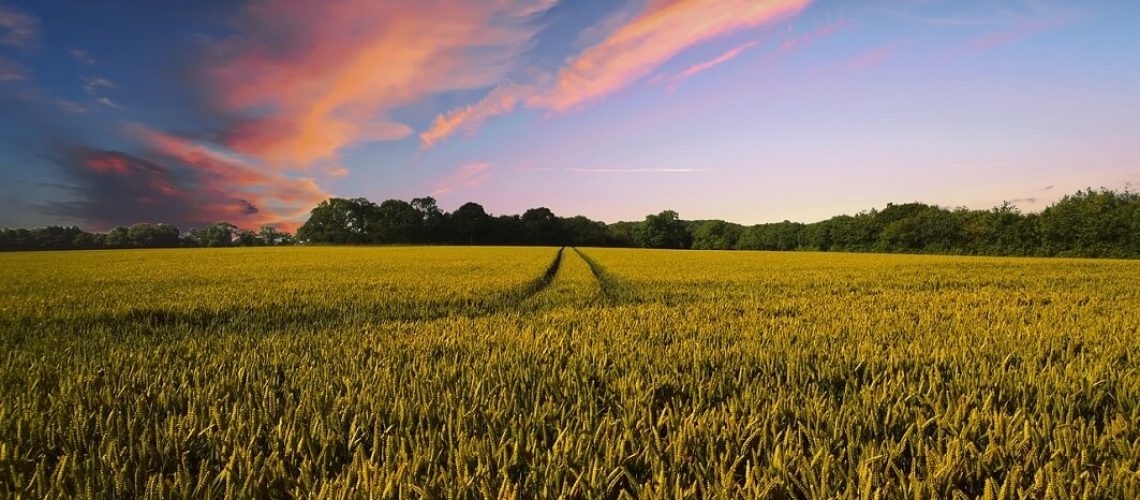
[0,4,38,48]
[420,82,534,148]
[838,42,898,72]
[432,162,492,195]
[778,18,846,52]
[939,14,1080,64]
[966,16,1069,51]
[661,39,763,88]
[525,167,708,174]
[324,165,349,178]
[126,124,331,230]
[86,156,130,175]
[531,0,811,113]
[421,0,811,147]
[206,0,555,168]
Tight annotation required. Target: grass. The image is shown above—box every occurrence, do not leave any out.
[1,246,1138,497]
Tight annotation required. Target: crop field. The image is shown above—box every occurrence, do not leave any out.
[1,246,1139,498]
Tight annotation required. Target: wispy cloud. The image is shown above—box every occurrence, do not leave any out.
[110,124,331,230]
[837,42,899,72]
[531,0,811,112]
[82,76,122,108]
[421,0,812,148]
[205,0,557,168]
[778,18,846,52]
[46,146,301,231]
[420,82,535,149]
[54,99,88,114]
[81,76,117,95]
[656,40,763,88]
[323,165,349,178]
[95,97,122,109]
[526,167,709,174]
[432,162,492,195]
[69,49,95,66]
[938,10,1084,63]
[964,16,1071,52]
[0,4,38,48]
[0,56,24,81]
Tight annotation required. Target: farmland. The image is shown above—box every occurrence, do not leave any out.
[1,247,1138,497]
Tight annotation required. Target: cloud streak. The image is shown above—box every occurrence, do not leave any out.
[938,12,1080,63]
[778,18,846,52]
[0,56,24,81]
[526,167,708,174]
[658,40,763,88]
[837,42,898,73]
[43,125,331,232]
[532,0,810,112]
[0,4,38,48]
[69,49,95,66]
[420,82,535,149]
[421,0,812,148]
[205,0,557,168]
[127,124,330,229]
[432,162,492,195]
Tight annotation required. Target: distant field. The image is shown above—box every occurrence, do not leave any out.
[1,247,1138,497]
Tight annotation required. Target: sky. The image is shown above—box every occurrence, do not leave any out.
[0,0,1137,232]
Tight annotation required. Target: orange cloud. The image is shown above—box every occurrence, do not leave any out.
[661,39,762,88]
[209,0,554,167]
[432,162,492,196]
[530,0,811,113]
[86,156,130,175]
[127,124,330,230]
[323,165,349,178]
[421,0,811,147]
[420,82,534,148]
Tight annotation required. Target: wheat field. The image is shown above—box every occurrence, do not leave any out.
[1,247,1138,498]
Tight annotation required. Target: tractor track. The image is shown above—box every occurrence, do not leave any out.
[571,247,622,304]
[515,246,564,302]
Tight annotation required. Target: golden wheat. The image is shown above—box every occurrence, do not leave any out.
[0,246,1137,497]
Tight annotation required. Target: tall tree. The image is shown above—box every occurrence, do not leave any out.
[296,198,379,244]
[411,196,445,242]
[692,220,743,250]
[634,210,690,249]
[449,202,492,245]
[375,199,422,243]
[521,207,564,245]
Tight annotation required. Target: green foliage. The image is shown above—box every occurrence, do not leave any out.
[5,187,1140,258]
[187,221,239,248]
[691,220,743,250]
[296,197,380,244]
[1038,188,1140,257]
[737,221,805,251]
[634,210,690,249]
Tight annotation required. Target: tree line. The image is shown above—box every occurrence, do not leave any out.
[0,223,294,251]
[2,188,1138,258]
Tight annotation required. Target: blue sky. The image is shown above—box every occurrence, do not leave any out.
[1,0,1137,231]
